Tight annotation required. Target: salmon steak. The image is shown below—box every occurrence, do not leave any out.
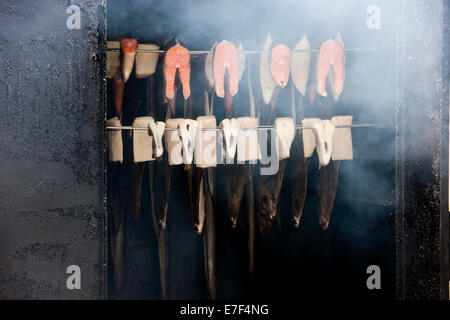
[270,44,291,88]
[316,39,345,98]
[213,40,239,115]
[164,44,191,100]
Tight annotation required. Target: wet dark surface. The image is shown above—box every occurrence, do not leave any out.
[0,0,106,299]
[395,0,449,299]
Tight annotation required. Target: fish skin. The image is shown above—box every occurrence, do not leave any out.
[291,132,309,228]
[260,34,277,105]
[124,85,145,222]
[203,168,216,299]
[108,162,125,294]
[245,174,255,279]
[186,165,206,234]
[113,73,124,119]
[147,58,171,299]
[256,159,287,235]
[203,42,217,92]
[128,162,146,222]
[224,164,252,228]
[148,161,170,299]
[317,160,340,231]
[224,85,234,117]
[154,148,171,229]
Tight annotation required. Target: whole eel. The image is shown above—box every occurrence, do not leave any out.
[291,87,309,228]
[148,61,171,299]
[126,83,145,222]
[317,160,340,231]
[310,36,341,231]
[184,55,216,298]
[290,130,309,228]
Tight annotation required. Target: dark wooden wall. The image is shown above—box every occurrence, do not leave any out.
[0,0,106,299]
[395,0,449,300]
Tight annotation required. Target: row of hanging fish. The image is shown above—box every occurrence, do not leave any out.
[106,34,345,118]
[107,33,348,300]
[107,115,353,167]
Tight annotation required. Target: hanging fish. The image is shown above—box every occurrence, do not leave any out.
[213,40,239,116]
[164,42,191,117]
[256,36,293,235]
[315,34,346,231]
[316,38,345,100]
[289,35,310,227]
[120,38,137,83]
[106,117,124,294]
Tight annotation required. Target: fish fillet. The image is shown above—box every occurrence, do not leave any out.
[312,120,335,168]
[204,42,217,92]
[291,35,311,96]
[260,34,277,105]
[135,43,160,78]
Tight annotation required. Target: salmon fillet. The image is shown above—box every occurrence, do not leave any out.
[164,44,191,100]
[316,39,345,98]
[290,35,311,96]
[270,44,291,88]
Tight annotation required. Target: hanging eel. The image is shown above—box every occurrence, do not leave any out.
[312,34,345,231]
[107,40,125,295]
[220,41,256,279]
[289,35,311,228]
[186,51,216,299]
[147,61,171,299]
[255,37,292,236]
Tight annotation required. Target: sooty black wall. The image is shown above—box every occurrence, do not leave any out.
[0,0,106,299]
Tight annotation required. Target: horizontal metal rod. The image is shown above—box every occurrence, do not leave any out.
[106,123,390,131]
[106,47,377,54]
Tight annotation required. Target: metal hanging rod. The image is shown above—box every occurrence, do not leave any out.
[107,123,389,131]
[106,48,377,55]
